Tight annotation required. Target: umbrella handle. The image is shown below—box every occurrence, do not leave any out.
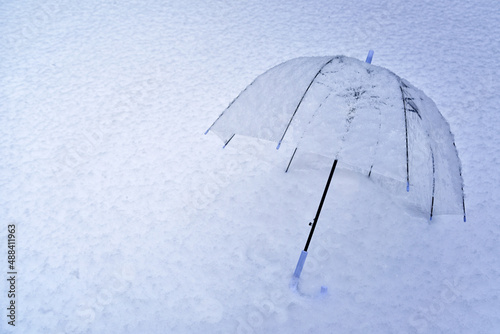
[293,250,308,279]
[289,250,328,298]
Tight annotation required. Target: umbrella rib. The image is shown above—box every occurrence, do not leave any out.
[285,147,298,173]
[276,57,337,149]
[400,85,410,191]
[223,133,235,148]
[430,148,436,220]
[456,144,467,222]
[462,187,467,222]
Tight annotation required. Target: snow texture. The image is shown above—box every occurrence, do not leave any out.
[1,0,499,333]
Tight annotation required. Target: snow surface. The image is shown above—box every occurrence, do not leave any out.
[1,0,499,333]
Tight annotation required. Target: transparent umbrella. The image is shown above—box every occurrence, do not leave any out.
[205,51,466,291]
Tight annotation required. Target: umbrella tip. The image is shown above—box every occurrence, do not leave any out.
[366,50,374,64]
[204,129,210,135]
[406,182,410,192]
[464,216,467,222]
[222,133,235,149]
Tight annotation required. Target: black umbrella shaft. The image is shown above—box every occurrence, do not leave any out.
[304,159,338,252]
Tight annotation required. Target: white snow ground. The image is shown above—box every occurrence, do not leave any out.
[1,0,499,333]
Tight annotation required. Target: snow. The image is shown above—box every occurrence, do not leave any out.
[1,0,499,333]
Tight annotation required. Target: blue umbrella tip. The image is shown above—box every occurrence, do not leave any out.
[366,50,374,64]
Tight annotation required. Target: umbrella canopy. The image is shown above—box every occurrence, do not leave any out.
[206,55,466,221]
